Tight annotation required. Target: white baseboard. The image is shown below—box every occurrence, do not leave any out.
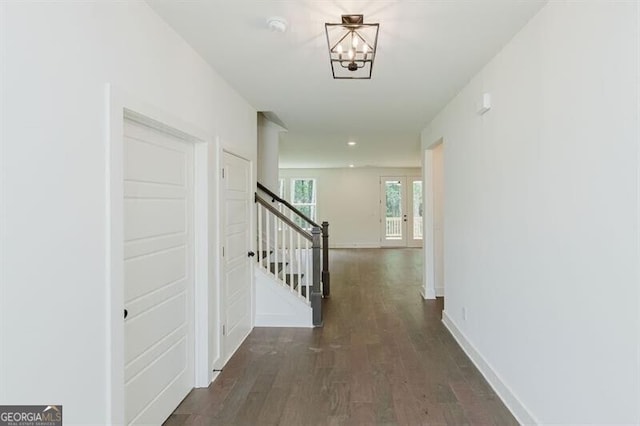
[255,313,313,328]
[331,243,380,249]
[442,311,537,425]
[421,286,436,299]
[436,286,444,297]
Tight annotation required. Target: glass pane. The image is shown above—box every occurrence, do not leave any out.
[292,179,315,204]
[278,179,284,198]
[413,181,423,240]
[385,180,402,239]
[294,205,314,229]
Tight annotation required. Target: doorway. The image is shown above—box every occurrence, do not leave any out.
[380,176,423,247]
[122,118,195,425]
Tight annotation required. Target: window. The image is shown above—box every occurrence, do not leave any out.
[278,178,285,198]
[290,178,316,229]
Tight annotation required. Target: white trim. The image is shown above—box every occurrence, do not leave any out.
[422,147,437,299]
[106,84,125,426]
[193,142,210,388]
[442,311,538,425]
[636,4,640,419]
[209,136,223,375]
[331,243,381,249]
[106,84,214,422]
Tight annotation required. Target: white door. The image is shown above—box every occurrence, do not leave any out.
[221,152,252,361]
[381,177,408,246]
[123,119,194,425]
[381,176,423,247]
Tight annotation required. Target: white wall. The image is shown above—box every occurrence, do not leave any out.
[432,144,444,296]
[280,167,420,248]
[422,2,639,424]
[257,113,285,192]
[0,2,256,424]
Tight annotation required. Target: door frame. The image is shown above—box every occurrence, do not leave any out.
[106,85,214,424]
[217,149,255,365]
[422,138,443,300]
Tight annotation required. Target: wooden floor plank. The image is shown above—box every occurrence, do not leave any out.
[163,248,517,426]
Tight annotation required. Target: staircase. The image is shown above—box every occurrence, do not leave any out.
[254,183,330,327]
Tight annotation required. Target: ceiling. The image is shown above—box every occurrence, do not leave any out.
[147,0,546,168]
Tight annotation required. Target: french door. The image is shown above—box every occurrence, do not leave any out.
[380,176,423,247]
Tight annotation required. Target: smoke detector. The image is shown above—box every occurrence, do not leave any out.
[267,16,288,33]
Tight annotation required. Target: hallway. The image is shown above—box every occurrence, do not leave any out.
[165,248,517,425]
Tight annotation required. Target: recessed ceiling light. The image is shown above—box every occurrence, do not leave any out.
[347,141,357,146]
[349,164,355,168]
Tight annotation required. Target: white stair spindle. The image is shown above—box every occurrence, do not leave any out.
[265,208,270,270]
[257,203,262,264]
[305,238,311,302]
[289,223,294,291]
[297,233,302,298]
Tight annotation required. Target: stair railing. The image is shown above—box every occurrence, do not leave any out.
[255,193,323,326]
[257,182,330,298]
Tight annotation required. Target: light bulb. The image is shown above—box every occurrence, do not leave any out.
[337,45,343,54]
[348,49,354,60]
[362,44,369,54]
[352,35,358,48]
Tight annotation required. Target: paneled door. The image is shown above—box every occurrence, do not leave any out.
[123,119,194,425]
[221,151,252,362]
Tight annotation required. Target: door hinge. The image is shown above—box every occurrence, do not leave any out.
[222,168,225,178]
[222,246,225,257]
[222,324,226,335]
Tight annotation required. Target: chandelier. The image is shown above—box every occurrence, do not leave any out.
[325,14,379,79]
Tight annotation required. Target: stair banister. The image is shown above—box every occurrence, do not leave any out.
[257,182,331,298]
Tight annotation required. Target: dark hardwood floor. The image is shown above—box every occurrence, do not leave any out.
[164,248,517,425]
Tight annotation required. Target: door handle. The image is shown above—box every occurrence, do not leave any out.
[248,251,256,257]
[124,309,128,319]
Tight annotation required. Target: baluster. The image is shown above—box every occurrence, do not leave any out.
[289,223,294,291]
[297,233,302,298]
[274,216,279,279]
[257,204,262,264]
[265,209,270,270]
[304,238,313,301]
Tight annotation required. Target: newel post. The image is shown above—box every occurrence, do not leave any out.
[321,221,330,298]
[311,226,323,327]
